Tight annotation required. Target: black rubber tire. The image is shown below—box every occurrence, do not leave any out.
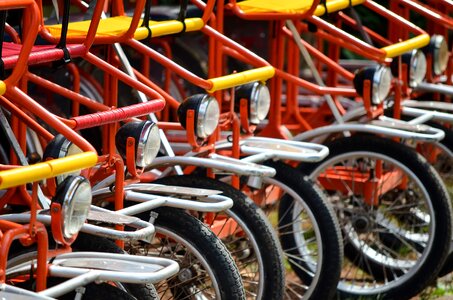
[134,206,246,300]
[416,122,453,277]
[300,135,452,299]
[153,175,285,300]
[261,160,343,300]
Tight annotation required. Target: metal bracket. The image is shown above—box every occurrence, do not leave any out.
[293,118,445,142]
[413,81,453,96]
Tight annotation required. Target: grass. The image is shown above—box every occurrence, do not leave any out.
[417,273,453,299]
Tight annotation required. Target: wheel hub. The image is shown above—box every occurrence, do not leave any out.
[351,215,371,233]
[178,268,194,282]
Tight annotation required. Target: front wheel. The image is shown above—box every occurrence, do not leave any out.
[300,135,452,299]
[152,175,285,300]
[128,207,246,300]
[244,161,343,300]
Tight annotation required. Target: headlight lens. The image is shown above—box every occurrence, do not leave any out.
[43,135,83,184]
[115,121,161,168]
[235,82,271,124]
[425,35,449,76]
[410,50,427,86]
[177,94,220,139]
[353,65,392,105]
[395,49,427,87]
[54,176,92,239]
[391,49,427,87]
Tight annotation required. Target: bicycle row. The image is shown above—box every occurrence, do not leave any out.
[0,0,452,299]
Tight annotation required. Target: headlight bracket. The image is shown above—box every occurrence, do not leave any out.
[239,97,256,134]
[425,53,434,82]
[182,108,215,151]
[125,136,140,177]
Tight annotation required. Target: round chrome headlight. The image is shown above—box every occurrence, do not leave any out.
[43,135,83,184]
[235,82,271,124]
[425,35,449,76]
[54,176,92,240]
[177,94,220,139]
[115,121,160,168]
[403,49,427,87]
[353,65,392,105]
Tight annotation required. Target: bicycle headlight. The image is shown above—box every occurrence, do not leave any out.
[54,176,91,240]
[400,49,427,87]
[425,35,449,76]
[353,65,392,105]
[235,82,271,124]
[43,135,83,184]
[115,121,160,168]
[177,94,220,139]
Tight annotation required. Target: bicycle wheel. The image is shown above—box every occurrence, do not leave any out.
[415,123,453,277]
[242,161,343,300]
[127,206,245,300]
[300,135,452,299]
[152,175,285,300]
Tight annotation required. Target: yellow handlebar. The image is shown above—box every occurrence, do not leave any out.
[381,34,430,58]
[314,0,366,16]
[135,18,205,39]
[207,66,275,93]
[0,152,98,190]
[0,81,6,96]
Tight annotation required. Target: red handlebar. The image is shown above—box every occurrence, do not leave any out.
[71,99,165,130]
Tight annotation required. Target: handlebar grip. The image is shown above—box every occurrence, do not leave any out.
[381,34,430,58]
[207,66,275,93]
[72,99,165,130]
[0,152,97,189]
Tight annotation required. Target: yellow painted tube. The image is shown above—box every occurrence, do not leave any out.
[135,18,205,40]
[314,0,366,16]
[237,0,314,14]
[0,81,6,96]
[47,152,98,176]
[0,152,98,190]
[0,164,51,190]
[48,16,205,40]
[381,34,430,58]
[207,66,275,93]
